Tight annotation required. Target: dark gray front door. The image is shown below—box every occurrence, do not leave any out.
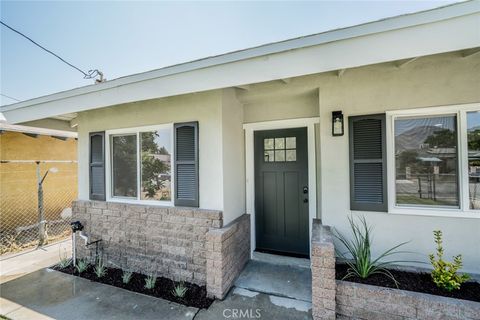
[254,127,309,257]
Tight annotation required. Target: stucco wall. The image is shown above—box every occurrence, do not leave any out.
[221,89,246,224]
[317,52,480,273]
[76,91,224,211]
[238,51,480,273]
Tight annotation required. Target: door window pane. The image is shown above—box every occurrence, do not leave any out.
[286,150,297,162]
[275,138,285,149]
[394,115,458,207]
[275,150,285,162]
[140,129,172,201]
[264,150,274,162]
[467,111,480,209]
[286,137,296,149]
[264,138,274,150]
[112,134,137,198]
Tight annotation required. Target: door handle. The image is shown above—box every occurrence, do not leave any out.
[303,198,308,203]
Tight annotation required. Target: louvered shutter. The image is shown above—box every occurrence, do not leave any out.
[89,132,105,201]
[349,114,387,211]
[174,122,199,207]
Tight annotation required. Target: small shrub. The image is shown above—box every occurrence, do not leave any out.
[94,257,107,278]
[429,230,469,291]
[334,215,410,286]
[122,270,133,284]
[76,259,89,273]
[58,248,71,268]
[144,274,156,290]
[171,281,188,298]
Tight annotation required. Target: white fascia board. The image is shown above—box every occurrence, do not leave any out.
[2,2,479,124]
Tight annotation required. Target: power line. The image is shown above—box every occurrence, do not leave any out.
[0,20,104,81]
[0,93,20,102]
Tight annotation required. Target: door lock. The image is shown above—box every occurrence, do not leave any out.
[303,186,308,194]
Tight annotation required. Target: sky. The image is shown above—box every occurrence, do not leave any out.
[0,0,460,106]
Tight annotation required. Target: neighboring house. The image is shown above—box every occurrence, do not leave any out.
[0,120,78,252]
[1,1,479,301]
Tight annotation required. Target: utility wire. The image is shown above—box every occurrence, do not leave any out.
[0,20,103,81]
[0,93,20,102]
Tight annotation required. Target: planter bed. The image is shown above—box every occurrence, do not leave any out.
[54,264,214,309]
[335,263,480,303]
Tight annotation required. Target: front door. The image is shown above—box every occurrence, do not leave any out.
[254,127,309,257]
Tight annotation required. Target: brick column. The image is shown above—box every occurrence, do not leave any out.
[311,219,336,320]
[206,214,250,299]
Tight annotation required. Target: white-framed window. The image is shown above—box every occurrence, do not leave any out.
[105,124,174,206]
[386,103,480,218]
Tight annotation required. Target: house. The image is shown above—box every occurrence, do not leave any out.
[0,119,78,253]
[1,0,479,309]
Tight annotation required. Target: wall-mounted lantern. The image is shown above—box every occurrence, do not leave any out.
[332,111,344,136]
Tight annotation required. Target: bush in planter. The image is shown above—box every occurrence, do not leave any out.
[334,215,410,286]
[172,281,188,298]
[144,274,157,290]
[429,230,469,291]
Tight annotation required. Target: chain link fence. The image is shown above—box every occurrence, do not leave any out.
[0,161,77,254]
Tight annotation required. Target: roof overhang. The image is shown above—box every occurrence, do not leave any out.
[1,1,479,124]
[0,122,78,138]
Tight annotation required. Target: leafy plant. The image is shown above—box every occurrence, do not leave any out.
[144,274,157,290]
[93,257,107,278]
[58,247,71,268]
[122,270,133,284]
[334,215,410,286]
[76,259,88,273]
[429,230,469,291]
[171,281,188,298]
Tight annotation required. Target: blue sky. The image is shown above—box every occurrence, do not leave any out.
[0,1,458,106]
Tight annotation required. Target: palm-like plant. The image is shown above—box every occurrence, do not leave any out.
[334,215,410,287]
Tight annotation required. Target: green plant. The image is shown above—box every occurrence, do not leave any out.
[58,247,71,268]
[76,259,88,273]
[144,274,157,290]
[122,270,133,284]
[171,281,188,298]
[334,215,410,286]
[93,257,107,278]
[429,230,469,291]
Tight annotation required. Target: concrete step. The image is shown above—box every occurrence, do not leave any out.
[234,259,312,302]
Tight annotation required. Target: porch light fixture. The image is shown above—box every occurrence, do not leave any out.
[332,111,344,136]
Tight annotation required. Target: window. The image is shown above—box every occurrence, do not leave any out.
[264,137,296,162]
[387,105,480,216]
[107,125,173,204]
[394,115,459,208]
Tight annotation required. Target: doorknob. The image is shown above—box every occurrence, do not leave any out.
[303,198,309,203]
[303,186,308,194]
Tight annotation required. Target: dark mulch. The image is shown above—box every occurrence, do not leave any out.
[336,263,480,303]
[54,264,213,309]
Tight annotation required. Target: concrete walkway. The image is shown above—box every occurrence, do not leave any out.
[0,269,198,320]
[0,254,314,319]
[0,239,72,284]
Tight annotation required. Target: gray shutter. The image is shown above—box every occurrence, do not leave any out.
[349,114,387,212]
[174,122,199,207]
[89,132,105,201]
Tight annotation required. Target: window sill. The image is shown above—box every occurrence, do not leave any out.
[107,197,174,207]
[388,207,480,219]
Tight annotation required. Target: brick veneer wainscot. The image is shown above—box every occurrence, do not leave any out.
[206,214,250,299]
[72,200,223,285]
[311,219,336,320]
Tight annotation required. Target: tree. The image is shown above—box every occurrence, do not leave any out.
[425,129,456,148]
[140,132,170,199]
